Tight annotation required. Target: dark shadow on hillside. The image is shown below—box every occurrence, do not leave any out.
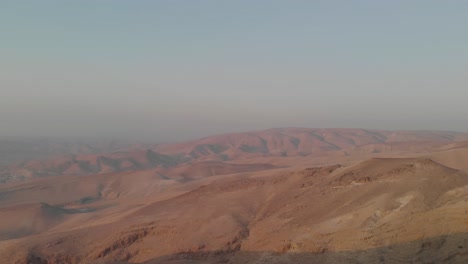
[0,202,116,241]
[111,232,468,264]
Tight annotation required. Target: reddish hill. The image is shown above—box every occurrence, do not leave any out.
[2,128,468,183]
[154,128,468,159]
[159,161,279,180]
[0,150,181,183]
[3,157,468,263]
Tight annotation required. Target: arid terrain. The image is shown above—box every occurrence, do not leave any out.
[1,128,468,263]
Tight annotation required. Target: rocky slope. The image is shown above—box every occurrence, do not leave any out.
[2,128,468,183]
[2,156,468,263]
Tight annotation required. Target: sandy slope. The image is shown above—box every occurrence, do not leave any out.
[2,129,468,263]
[3,128,468,183]
[1,154,468,263]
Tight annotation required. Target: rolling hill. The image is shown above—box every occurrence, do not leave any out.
[2,156,468,263]
[2,128,468,263]
[2,128,468,183]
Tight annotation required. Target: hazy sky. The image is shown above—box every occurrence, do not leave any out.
[1,1,468,142]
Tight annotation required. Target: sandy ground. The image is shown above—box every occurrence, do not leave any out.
[2,130,468,263]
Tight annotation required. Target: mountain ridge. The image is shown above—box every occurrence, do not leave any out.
[3,157,468,263]
[2,128,468,183]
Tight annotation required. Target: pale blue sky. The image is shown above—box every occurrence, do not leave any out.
[1,1,468,141]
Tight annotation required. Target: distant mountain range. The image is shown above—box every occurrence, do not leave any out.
[2,128,468,183]
[3,128,468,263]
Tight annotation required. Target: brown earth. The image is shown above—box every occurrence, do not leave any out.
[2,129,468,263]
[3,128,468,183]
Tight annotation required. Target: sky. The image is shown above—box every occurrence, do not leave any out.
[1,1,468,142]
